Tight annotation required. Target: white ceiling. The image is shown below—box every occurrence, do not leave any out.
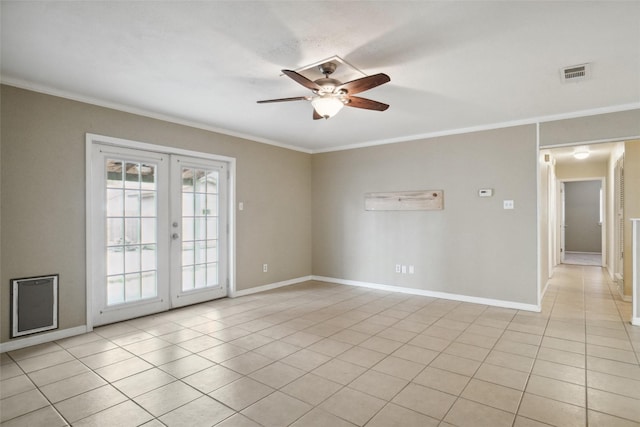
[2,1,639,152]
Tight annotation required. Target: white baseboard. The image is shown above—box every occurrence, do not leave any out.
[0,325,89,353]
[540,279,551,303]
[312,276,541,312]
[231,276,313,298]
[632,317,640,326]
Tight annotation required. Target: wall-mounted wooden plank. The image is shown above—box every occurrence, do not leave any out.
[365,190,444,211]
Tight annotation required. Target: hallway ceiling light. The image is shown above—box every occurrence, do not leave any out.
[573,147,590,160]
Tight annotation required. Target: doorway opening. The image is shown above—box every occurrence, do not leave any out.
[561,179,604,267]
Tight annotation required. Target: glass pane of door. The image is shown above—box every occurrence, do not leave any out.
[106,159,158,305]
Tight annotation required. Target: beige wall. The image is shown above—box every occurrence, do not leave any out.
[540,109,640,147]
[0,85,312,343]
[555,159,608,180]
[312,125,539,305]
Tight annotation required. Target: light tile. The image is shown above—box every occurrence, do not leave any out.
[134,381,202,417]
[280,331,324,347]
[537,347,586,368]
[210,377,275,410]
[0,374,35,398]
[531,359,585,385]
[330,329,371,345]
[112,368,175,398]
[474,362,529,390]
[241,391,312,427]
[320,387,386,426]
[588,409,640,427]
[518,392,586,426]
[27,359,91,387]
[0,405,67,427]
[73,400,153,427]
[366,402,439,427]
[413,366,470,395]
[281,373,343,405]
[198,343,247,363]
[311,358,366,385]
[158,353,214,378]
[430,353,481,376]
[444,398,514,427]
[252,340,301,359]
[214,413,262,427]
[54,384,127,423]
[220,351,274,375]
[485,350,534,373]
[0,389,49,423]
[15,350,74,373]
[526,374,585,407]
[290,408,357,427]
[249,361,305,388]
[94,356,153,382]
[159,395,234,426]
[281,348,332,371]
[461,378,522,413]
[183,364,242,393]
[359,336,403,354]
[349,369,408,400]
[392,383,456,419]
[177,335,224,353]
[307,338,353,357]
[372,355,424,380]
[337,345,387,368]
[444,342,491,361]
[392,344,439,365]
[139,345,191,366]
[80,347,135,370]
[40,371,107,403]
[587,388,640,423]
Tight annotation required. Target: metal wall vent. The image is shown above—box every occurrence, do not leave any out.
[561,63,590,83]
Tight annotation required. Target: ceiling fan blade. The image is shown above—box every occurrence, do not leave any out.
[345,96,389,111]
[313,109,323,120]
[282,70,322,91]
[337,73,390,95]
[257,96,310,104]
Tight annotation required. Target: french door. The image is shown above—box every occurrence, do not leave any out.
[91,144,228,326]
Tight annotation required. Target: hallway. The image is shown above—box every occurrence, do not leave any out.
[1,265,639,426]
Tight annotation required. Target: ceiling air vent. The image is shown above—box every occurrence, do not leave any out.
[561,63,590,83]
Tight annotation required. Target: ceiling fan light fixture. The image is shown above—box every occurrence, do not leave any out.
[311,95,344,119]
[573,146,590,160]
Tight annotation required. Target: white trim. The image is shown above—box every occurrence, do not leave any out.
[540,279,551,301]
[632,318,640,326]
[312,104,640,154]
[540,136,640,150]
[3,79,311,154]
[312,276,541,312]
[633,220,638,322]
[0,326,88,354]
[230,276,313,298]
[536,122,542,308]
[3,80,638,155]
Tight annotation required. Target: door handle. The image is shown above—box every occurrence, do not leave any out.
[172,233,180,240]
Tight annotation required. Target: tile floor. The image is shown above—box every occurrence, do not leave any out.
[2,264,640,426]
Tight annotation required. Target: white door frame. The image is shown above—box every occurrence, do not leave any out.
[86,133,236,330]
[557,177,606,267]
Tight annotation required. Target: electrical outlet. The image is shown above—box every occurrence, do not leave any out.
[503,200,514,209]
[395,264,401,273]
[263,264,268,273]
[409,265,414,274]
[401,265,407,274]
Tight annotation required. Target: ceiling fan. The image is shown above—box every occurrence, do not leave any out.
[257,62,390,120]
